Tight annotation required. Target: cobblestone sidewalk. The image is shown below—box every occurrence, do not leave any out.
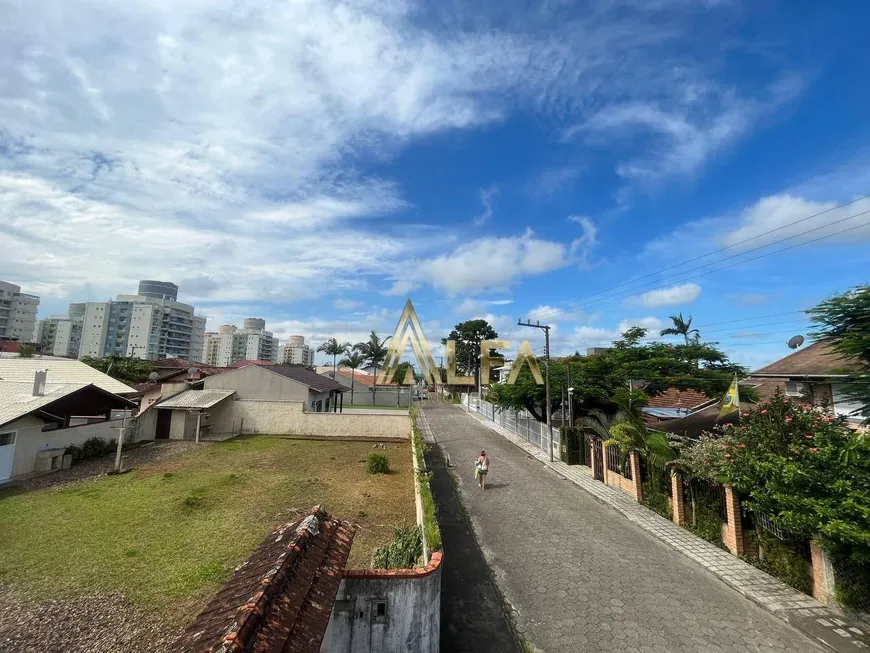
[459,404,869,653]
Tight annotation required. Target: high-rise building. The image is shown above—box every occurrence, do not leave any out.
[33,313,84,358]
[76,281,206,360]
[280,335,313,366]
[202,319,278,366]
[0,280,40,341]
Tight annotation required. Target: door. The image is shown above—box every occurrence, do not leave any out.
[156,410,172,439]
[0,431,16,481]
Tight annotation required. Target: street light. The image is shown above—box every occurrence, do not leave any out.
[567,387,574,428]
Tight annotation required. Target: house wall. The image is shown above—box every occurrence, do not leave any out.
[210,400,409,439]
[321,566,441,653]
[203,365,309,401]
[7,416,124,479]
[168,410,195,440]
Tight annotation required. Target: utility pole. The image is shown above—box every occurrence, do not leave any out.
[567,362,573,427]
[517,319,553,462]
[112,408,130,473]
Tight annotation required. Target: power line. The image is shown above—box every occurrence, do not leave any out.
[695,311,806,327]
[559,195,869,310]
[569,214,870,312]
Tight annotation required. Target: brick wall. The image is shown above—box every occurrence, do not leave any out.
[721,485,745,556]
[603,448,643,501]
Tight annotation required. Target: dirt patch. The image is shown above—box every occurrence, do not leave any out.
[9,442,207,493]
[0,585,180,653]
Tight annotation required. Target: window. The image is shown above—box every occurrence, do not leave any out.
[0,432,16,446]
[373,599,388,623]
[785,381,806,397]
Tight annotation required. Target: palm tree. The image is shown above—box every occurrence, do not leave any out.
[338,351,365,405]
[582,397,674,470]
[317,338,351,374]
[354,331,391,401]
[659,313,699,344]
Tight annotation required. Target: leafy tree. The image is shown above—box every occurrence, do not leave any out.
[582,394,675,469]
[722,390,870,567]
[660,313,700,344]
[317,338,351,374]
[392,361,418,385]
[441,319,500,382]
[807,284,870,423]
[338,351,366,405]
[81,356,156,386]
[488,326,749,423]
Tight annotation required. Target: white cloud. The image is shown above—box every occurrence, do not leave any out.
[630,283,702,307]
[617,316,667,334]
[420,229,571,295]
[382,280,420,297]
[718,194,870,248]
[735,292,770,306]
[0,0,808,308]
[644,192,870,264]
[333,298,364,310]
[473,185,499,226]
[565,76,804,184]
[570,315,665,352]
[527,305,584,322]
[568,216,597,263]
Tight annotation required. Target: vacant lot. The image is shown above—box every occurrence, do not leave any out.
[0,437,414,627]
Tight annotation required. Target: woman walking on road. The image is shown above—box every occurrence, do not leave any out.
[475,450,489,490]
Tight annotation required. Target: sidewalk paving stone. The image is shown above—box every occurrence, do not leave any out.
[451,402,869,653]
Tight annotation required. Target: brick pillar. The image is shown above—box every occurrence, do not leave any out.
[671,472,686,526]
[629,451,643,502]
[810,540,837,605]
[721,484,745,555]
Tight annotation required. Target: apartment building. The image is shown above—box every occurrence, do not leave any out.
[203,318,278,367]
[280,335,313,366]
[77,280,206,361]
[0,280,40,341]
[33,305,85,358]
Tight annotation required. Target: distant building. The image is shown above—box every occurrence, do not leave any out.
[0,280,39,341]
[33,312,84,358]
[280,335,313,366]
[76,280,206,361]
[203,319,279,367]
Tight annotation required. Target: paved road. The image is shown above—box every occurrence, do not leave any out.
[422,444,519,653]
[424,403,824,653]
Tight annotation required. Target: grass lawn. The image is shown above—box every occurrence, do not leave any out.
[0,437,414,626]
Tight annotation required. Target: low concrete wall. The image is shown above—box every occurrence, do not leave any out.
[8,416,123,479]
[210,400,410,440]
[320,556,442,653]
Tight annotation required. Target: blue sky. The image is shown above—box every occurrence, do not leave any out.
[2,0,869,370]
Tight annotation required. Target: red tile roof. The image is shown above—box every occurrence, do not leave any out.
[334,370,397,387]
[229,359,274,368]
[645,387,712,410]
[173,506,355,653]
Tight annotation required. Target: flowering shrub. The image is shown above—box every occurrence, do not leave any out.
[723,390,870,564]
[675,433,729,481]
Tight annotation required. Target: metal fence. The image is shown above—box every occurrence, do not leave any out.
[469,396,556,454]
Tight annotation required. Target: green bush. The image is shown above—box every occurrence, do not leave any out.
[82,437,108,458]
[410,407,442,551]
[65,444,85,464]
[832,556,870,612]
[366,453,390,475]
[373,525,423,569]
[684,489,724,547]
[741,529,813,596]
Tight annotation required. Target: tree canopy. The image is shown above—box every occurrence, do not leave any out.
[441,319,500,379]
[808,284,870,423]
[488,327,749,423]
[81,356,156,386]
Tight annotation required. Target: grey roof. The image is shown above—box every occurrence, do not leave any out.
[0,359,135,394]
[261,366,346,393]
[156,389,235,409]
[0,381,135,429]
